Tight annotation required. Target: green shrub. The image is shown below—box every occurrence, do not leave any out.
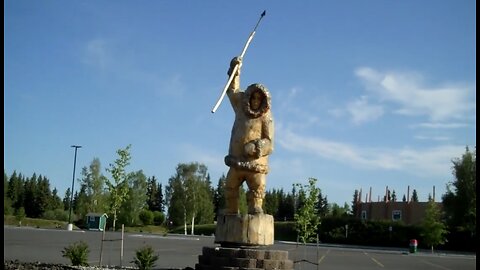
[15,207,26,226]
[153,211,165,225]
[132,245,159,270]
[61,241,89,266]
[139,210,154,226]
[42,209,68,221]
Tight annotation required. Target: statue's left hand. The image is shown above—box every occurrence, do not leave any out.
[244,141,260,158]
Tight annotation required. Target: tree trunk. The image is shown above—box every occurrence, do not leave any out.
[184,206,187,235]
[113,210,117,231]
[191,216,195,235]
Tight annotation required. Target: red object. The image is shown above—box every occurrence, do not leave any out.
[410,239,418,246]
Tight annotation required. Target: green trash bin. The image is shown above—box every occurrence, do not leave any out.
[409,239,418,253]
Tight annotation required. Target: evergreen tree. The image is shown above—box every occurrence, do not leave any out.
[263,189,279,217]
[442,147,476,236]
[213,174,226,219]
[278,190,295,221]
[7,171,24,210]
[51,188,64,210]
[23,173,37,217]
[35,175,52,215]
[146,176,164,213]
[63,188,72,211]
[411,189,419,202]
[402,194,407,202]
[146,176,160,212]
[317,191,329,218]
[351,190,359,217]
[73,185,89,221]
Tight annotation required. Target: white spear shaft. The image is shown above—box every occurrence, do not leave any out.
[211,10,266,113]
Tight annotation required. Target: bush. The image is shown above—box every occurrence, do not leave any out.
[42,209,68,222]
[61,241,89,266]
[139,210,154,226]
[15,207,26,225]
[131,245,159,270]
[4,198,14,215]
[153,211,165,225]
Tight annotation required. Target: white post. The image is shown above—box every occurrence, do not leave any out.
[99,224,106,267]
[120,224,124,267]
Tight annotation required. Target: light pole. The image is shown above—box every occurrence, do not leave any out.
[67,145,82,231]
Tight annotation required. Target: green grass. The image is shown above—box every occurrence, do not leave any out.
[4,215,77,229]
[123,225,168,235]
[4,215,169,234]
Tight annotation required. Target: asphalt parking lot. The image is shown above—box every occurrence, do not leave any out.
[4,226,476,270]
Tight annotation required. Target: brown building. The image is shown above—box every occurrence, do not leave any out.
[353,186,442,225]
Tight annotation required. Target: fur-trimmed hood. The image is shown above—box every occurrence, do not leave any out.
[243,83,271,118]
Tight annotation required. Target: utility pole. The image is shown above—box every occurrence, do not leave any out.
[67,145,82,231]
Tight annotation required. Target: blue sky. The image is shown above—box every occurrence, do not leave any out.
[5,1,476,206]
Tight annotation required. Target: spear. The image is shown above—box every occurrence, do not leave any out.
[211,10,266,113]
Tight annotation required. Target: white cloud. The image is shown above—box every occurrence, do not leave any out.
[355,67,474,122]
[411,122,469,129]
[278,128,465,178]
[414,135,450,141]
[346,96,384,125]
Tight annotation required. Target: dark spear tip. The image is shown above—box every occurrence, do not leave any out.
[261,10,266,17]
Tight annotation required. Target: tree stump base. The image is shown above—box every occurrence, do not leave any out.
[214,214,274,246]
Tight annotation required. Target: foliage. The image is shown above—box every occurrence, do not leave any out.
[165,162,215,231]
[131,245,159,270]
[351,190,359,217]
[213,174,226,219]
[442,146,476,235]
[63,188,72,211]
[139,210,154,226]
[294,178,321,244]
[4,198,14,215]
[146,176,164,212]
[4,215,67,229]
[329,203,350,218]
[118,170,148,226]
[79,158,107,214]
[411,190,419,202]
[105,144,132,231]
[420,199,448,252]
[153,211,165,225]
[73,185,89,222]
[42,209,69,222]
[15,207,26,225]
[61,241,90,266]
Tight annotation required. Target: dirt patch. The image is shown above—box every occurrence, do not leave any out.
[4,260,192,270]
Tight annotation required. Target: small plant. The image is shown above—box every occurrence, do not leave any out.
[61,241,89,266]
[131,245,159,270]
[15,207,26,226]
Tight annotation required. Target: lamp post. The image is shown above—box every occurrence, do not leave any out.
[67,145,82,231]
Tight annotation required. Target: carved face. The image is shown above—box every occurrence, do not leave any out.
[250,91,263,111]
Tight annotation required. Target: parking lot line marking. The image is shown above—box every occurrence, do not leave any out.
[371,257,384,267]
[318,255,326,264]
[420,259,452,270]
